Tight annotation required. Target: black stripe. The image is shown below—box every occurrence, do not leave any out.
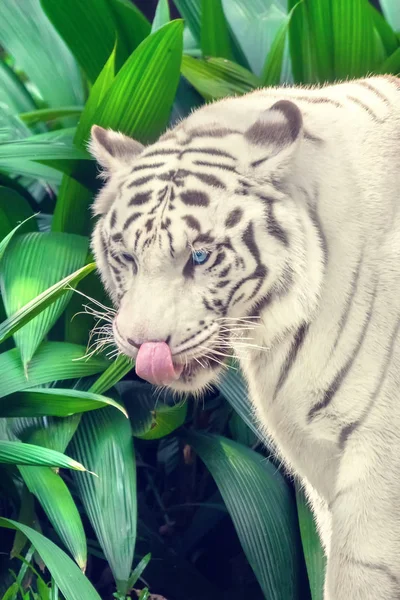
[110,209,117,228]
[356,80,390,104]
[251,155,270,168]
[307,282,378,422]
[182,215,201,231]
[111,233,123,243]
[183,127,241,145]
[128,192,152,206]
[131,162,165,173]
[127,174,155,188]
[308,202,328,265]
[206,251,226,272]
[332,253,363,353]
[181,147,235,159]
[194,172,225,189]
[242,222,262,263]
[225,208,243,228]
[350,560,400,588]
[123,212,142,230]
[180,190,210,207]
[258,195,289,246]
[290,95,342,108]
[347,95,381,121]
[143,148,179,158]
[273,324,309,400]
[194,233,214,245]
[339,315,400,449]
[193,160,237,172]
[183,256,195,279]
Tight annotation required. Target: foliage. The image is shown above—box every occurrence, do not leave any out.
[0,0,398,598]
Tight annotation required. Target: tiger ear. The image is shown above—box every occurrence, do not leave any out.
[89,125,144,174]
[244,100,303,173]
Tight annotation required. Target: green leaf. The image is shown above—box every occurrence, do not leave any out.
[1,232,88,365]
[201,0,234,60]
[152,0,171,32]
[89,354,133,395]
[127,554,151,589]
[222,0,289,77]
[0,263,95,346]
[0,128,90,162]
[2,582,19,600]
[380,0,400,32]
[181,55,259,100]
[0,440,87,470]
[173,0,201,43]
[0,214,37,263]
[71,408,137,595]
[19,107,84,126]
[0,186,37,242]
[186,431,303,599]
[262,2,301,86]
[369,4,399,57]
[380,47,400,74]
[52,47,116,235]
[136,401,187,440]
[0,342,109,398]
[0,0,84,107]
[217,369,262,442]
[0,387,127,418]
[109,0,151,67]
[19,466,87,569]
[0,519,102,600]
[55,21,183,235]
[296,488,326,600]
[0,60,36,115]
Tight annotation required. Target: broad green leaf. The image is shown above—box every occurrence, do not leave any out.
[174,0,201,42]
[0,263,96,346]
[380,0,400,33]
[109,0,151,67]
[0,387,127,418]
[369,4,399,57]
[296,488,326,600]
[0,159,63,186]
[11,486,35,558]
[0,342,109,398]
[0,215,37,263]
[20,107,84,126]
[136,401,187,440]
[0,186,37,242]
[262,2,300,86]
[52,47,116,235]
[0,0,84,107]
[54,21,183,235]
[89,354,133,395]
[0,440,87,470]
[152,0,171,32]
[0,129,90,162]
[0,60,36,115]
[1,582,19,599]
[71,408,137,595]
[1,232,88,365]
[287,0,318,83]
[40,0,116,83]
[187,431,302,599]
[217,369,263,442]
[332,0,381,79]
[181,55,259,100]
[380,47,400,74]
[0,519,102,600]
[19,466,87,569]
[201,0,234,60]
[222,0,289,77]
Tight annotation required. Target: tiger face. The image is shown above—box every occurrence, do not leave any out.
[89,100,312,394]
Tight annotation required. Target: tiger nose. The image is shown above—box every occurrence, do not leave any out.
[127,335,171,349]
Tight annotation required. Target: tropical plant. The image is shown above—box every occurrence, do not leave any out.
[0,0,398,598]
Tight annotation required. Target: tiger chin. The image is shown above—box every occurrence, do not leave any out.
[90,75,400,600]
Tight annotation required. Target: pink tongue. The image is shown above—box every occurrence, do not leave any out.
[135,342,183,386]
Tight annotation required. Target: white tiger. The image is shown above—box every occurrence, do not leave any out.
[89,75,400,600]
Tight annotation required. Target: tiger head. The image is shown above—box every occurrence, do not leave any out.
[89,99,323,394]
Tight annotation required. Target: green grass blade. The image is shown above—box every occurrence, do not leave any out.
[0,519,102,600]
[0,342,109,398]
[262,2,301,86]
[201,0,234,60]
[0,388,127,418]
[0,0,84,106]
[1,232,89,365]
[181,55,259,101]
[0,263,95,346]
[295,488,326,600]
[152,0,170,32]
[71,408,137,595]
[0,441,87,470]
[109,0,151,67]
[0,215,37,263]
[0,61,36,115]
[380,47,400,74]
[19,466,87,569]
[19,107,84,126]
[88,354,133,395]
[127,554,151,589]
[186,431,303,599]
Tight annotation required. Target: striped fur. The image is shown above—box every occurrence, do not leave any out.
[90,75,400,600]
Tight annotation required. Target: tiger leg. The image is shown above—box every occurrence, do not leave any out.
[324,430,400,600]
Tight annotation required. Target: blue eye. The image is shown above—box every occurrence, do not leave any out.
[192,249,209,265]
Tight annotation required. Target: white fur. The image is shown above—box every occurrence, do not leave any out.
[90,76,400,599]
